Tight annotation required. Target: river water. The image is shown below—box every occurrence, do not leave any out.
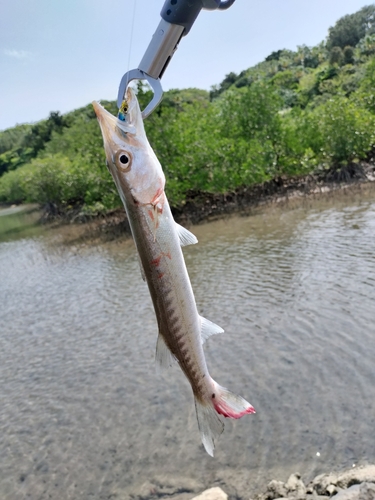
[1,186,375,500]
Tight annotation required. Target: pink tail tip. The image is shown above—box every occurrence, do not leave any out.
[212,384,256,419]
[214,401,256,419]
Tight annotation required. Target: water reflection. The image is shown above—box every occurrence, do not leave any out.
[0,186,375,499]
[0,205,42,243]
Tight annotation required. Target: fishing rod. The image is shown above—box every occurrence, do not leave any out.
[118,0,237,118]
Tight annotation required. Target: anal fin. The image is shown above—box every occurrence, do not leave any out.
[200,316,224,344]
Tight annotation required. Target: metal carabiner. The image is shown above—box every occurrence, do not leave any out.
[217,0,236,9]
[118,0,237,118]
[117,69,163,119]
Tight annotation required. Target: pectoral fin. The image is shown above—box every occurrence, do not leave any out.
[176,223,198,247]
[155,333,177,372]
[137,254,146,282]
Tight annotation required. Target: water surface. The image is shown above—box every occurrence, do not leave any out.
[0,187,375,499]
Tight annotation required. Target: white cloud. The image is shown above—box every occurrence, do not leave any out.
[4,49,32,59]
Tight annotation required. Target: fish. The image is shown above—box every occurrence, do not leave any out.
[92,87,255,456]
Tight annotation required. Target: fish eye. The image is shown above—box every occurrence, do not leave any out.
[115,150,132,172]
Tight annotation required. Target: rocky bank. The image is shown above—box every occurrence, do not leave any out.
[254,465,375,500]
[131,465,375,500]
[189,465,375,500]
[132,465,375,500]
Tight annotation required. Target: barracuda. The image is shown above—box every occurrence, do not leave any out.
[93,88,255,456]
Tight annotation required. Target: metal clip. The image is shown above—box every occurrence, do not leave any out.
[217,0,236,10]
[117,69,163,119]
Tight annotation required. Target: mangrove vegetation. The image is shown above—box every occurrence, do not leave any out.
[1,4,375,216]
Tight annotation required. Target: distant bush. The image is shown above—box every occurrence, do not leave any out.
[306,96,375,165]
[0,154,120,212]
[0,164,34,203]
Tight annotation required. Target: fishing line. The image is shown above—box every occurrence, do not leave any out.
[119,0,137,119]
[127,0,138,75]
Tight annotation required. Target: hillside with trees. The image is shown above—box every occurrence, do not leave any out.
[1,4,375,217]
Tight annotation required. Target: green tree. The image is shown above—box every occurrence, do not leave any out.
[353,57,375,112]
[358,33,375,55]
[215,83,284,179]
[219,82,283,141]
[265,49,287,61]
[327,4,375,49]
[343,45,355,64]
[307,96,375,165]
[329,46,344,66]
[209,72,238,100]
[277,108,318,175]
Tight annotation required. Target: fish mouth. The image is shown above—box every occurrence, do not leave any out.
[92,87,144,144]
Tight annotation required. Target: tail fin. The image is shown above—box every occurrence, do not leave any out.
[212,382,256,419]
[195,398,224,457]
[194,384,255,456]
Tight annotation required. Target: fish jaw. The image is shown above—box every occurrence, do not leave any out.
[92,88,165,207]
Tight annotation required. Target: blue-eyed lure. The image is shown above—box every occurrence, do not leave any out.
[118,100,128,122]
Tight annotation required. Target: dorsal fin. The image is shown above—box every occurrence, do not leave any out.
[175,223,198,247]
[200,316,224,344]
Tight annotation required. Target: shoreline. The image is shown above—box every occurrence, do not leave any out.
[251,464,375,500]
[141,465,375,500]
[39,161,375,244]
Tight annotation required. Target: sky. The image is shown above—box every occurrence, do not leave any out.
[0,0,372,131]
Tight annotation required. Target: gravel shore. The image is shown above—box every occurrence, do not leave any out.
[129,465,375,500]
